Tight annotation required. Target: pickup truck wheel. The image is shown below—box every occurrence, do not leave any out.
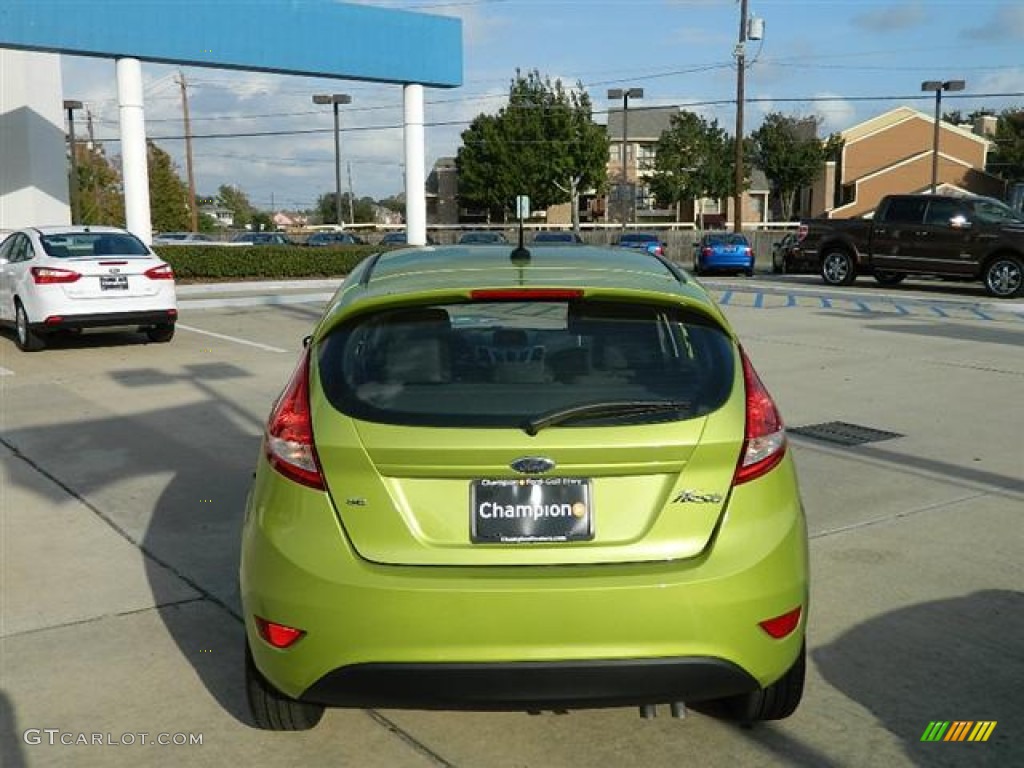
[821,250,856,287]
[983,256,1023,298]
[873,271,905,286]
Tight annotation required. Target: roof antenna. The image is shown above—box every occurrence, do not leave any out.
[510,193,530,263]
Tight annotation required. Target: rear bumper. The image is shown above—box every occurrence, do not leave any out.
[241,456,808,707]
[301,657,758,710]
[31,309,177,332]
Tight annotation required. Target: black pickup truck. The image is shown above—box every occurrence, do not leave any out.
[798,194,1024,298]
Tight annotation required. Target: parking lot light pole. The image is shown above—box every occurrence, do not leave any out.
[63,99,83,224]
[608,88,643,228]
[921,79,965,194]
[313,93,352,226]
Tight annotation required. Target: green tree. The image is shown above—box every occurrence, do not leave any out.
[217,184,254,229]
[74,144,125,226]
[147,141,190,231]
[747,113,830,221]
[250,210,274,232]
[987,108,1024,182]
[648,111,735,226]
[457,70,608,227]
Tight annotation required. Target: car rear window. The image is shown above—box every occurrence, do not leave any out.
[41,232,150,257]
[318,300,735,429]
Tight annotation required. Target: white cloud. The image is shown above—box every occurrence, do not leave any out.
[964,6,1024,42]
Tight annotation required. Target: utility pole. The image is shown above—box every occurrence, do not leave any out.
[177,71,199,232]
[733,0,748,234]
[347,162,356,225]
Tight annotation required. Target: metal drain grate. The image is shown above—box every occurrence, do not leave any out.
[788,421,904,447]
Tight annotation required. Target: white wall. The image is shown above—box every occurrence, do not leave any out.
[0,50,71,229]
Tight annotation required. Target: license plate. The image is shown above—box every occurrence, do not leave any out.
[471,478,592,544]
[100,275,128,290]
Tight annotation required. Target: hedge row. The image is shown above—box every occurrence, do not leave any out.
[153,244,380,281]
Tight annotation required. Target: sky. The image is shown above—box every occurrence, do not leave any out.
[60,0,1024,214]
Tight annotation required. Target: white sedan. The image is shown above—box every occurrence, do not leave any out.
[0,225,178,352]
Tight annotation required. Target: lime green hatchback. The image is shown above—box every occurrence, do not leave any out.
[240,244,808,730]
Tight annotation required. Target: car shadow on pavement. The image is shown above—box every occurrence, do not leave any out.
[813,590,1022,767]
[0,690,28,768]
[2,363,269,727]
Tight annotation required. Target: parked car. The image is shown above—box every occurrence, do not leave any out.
[152,231,216,245]
[771,232,815,274]
[694,233,755,276]
[305,232,366,247]
[800,194,1024,298]
[240,242,808,730]
[532,231,584,244]
[458,231,508,245]
[232,232,295,246]
[0,225,177,351]
[379,232,437,246]
[615,232,666,258]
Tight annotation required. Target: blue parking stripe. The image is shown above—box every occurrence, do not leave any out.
[930,305,949,318]
[970,307,993,321]
[892,304,910,315]
[785,294,798,307]
[819,297,832,309]
[853,300,871,312]
[719,290,733,306]
[753,293,764,309]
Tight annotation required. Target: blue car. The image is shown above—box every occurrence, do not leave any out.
[616,232,665,258]
[694,233,755,276]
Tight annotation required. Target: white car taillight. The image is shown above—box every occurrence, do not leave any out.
[144,264,175,280]
[265,347,325,490]
[31,267,81,284]
[733,348,786,485]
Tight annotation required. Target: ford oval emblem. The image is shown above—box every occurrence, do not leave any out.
[509,456,556,475]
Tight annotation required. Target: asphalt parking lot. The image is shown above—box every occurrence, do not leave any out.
[1,274,1021,767]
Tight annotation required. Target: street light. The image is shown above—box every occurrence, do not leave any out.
[921,79,965,194]
[608,87,643,227]
[63,99,83,224]
[312,93,352,226]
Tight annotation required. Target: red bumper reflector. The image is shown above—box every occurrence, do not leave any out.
[44,316,65,325]
[255,617,305,649]
[759,606,802,639]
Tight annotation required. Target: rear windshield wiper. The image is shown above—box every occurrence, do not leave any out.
[523,400,690,436]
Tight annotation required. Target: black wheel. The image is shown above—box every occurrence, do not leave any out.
[873,270,906,287]
[245,643,324,731]
[692,263,702,276]
[146,323,175,343]
[15,301,44,352]
[983,255,1023,298]
[745,268,755,277]
[719,643,806,723]
[821,249,856,286]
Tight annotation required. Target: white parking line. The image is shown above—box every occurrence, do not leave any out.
[176,324,290,353]
[0,366,14,376]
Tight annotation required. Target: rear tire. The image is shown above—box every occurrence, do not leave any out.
[983,255,1023,298]
[719,643,806,723]
[146,324,175,343]
[873,270,905,287]
[15,302,44,352]
[245,643,325,731]
[821,249,856,287]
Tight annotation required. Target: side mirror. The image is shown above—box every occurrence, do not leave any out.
[950,214,972,230]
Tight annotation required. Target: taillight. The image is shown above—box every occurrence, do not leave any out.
[470,289,583,300]
[255,617,305,649]
[144,264,174,280]
[701,247,713,258]
[264,347,325,490]
[733,348,786,485]
[759,606,802,639]
[31,267,81,284]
